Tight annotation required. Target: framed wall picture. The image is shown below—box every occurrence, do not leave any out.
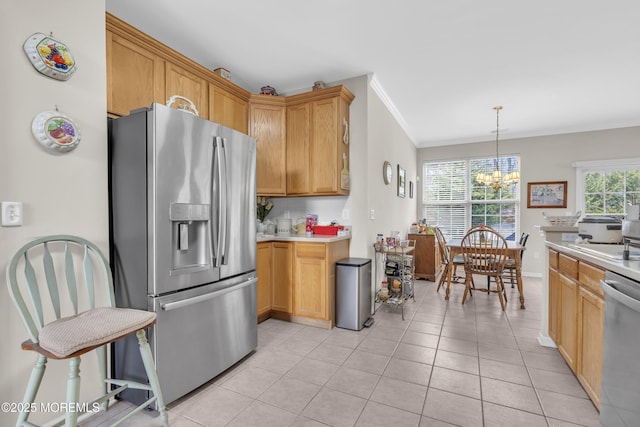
[397,165,406,198]
[527,181,567,208]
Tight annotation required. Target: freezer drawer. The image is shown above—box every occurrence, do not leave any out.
[114,274,257,405]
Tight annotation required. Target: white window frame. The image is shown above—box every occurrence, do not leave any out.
[574,157,640,215]
[423,156,520,240]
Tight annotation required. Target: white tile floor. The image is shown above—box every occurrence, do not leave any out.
[84,277,602,427]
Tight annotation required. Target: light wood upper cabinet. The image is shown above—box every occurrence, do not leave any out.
[311,96,342,194]
[106,13,250,126]
[106,28,165,117]
[286,86,354,196]
[165,63,208,118]
[286,103,311,194]
[250,96,287,196]
[209,84,248,134]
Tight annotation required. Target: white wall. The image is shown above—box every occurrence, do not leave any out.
[0,1,107,425]
[417,126,640,277]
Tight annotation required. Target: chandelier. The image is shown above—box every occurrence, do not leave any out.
[476,106,520,190]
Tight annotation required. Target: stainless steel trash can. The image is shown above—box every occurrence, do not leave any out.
[336,258,372,330]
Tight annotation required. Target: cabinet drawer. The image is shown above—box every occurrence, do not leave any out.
[549,249,559,269]
[559,253,578,279]
[579,262,605,297]
[296,242,326,258]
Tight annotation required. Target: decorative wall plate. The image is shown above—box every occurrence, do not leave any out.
[31,110,81,153]
[23,33,77,81]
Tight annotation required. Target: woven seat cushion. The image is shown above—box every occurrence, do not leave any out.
[38,307,156,358]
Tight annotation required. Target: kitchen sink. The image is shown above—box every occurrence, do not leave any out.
[567,243,640,260]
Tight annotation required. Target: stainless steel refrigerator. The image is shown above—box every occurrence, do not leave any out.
[108,103,257,405]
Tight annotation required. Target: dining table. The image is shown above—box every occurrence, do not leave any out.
[446,238,527,309]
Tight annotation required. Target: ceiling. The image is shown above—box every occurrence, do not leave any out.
[105,1,640,148]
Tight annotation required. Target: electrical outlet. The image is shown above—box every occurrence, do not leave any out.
[342,209,350,220]
[369,209,375,220]
[1,201,23,227]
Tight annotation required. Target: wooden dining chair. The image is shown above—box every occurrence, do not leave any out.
[487,232,529,290]
[434,227,465,298]
[460,227,509,310]
[6,235,169,427]
[504,232,529,288]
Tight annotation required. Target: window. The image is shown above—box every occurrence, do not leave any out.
[423,157,520,240]
[575,158,640,215]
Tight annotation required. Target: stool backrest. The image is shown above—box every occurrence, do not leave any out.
[6,235,114,345]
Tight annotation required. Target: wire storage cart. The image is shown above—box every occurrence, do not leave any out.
[373,242,415,320]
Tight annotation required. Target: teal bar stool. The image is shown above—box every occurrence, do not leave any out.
[6,235,169,427]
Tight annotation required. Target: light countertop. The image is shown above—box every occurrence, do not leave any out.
[257,234,351,243]
[546,241,640,282]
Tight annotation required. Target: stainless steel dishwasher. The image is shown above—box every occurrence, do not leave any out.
[600,270,640,426]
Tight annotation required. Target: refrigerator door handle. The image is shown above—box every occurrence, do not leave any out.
[160,277,258,311]
[211,137,225,267]
[219,138,229,265]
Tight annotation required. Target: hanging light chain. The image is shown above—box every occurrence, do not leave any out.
[476,105,519,189]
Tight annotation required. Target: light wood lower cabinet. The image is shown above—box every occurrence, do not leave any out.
[577,286,604,408]
[558,273,579,371]
[294,243,328,320]
[547,248,605,409]
[548,265,560,343]
[256,239,350,328]
[293,240,349,328]
[271,242,293,314]
[256,242,272,322]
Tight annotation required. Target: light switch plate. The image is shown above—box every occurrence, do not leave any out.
[1,201,23,227]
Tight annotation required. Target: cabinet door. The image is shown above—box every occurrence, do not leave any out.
[286,103,310,194]
[256,242,272,318]
[106,31,165,117]
[209,84,248,134]
[310,97,340,193]
[271,242,293,313]
[165,62,208,118]
[409,234,437,281]
[558,273,579,371]
[250,99,287,196]
[294,243,327,320]
[577,287,604,408]
[548,268,560,343]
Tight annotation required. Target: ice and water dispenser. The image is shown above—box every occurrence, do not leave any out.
[169,203,210,272]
